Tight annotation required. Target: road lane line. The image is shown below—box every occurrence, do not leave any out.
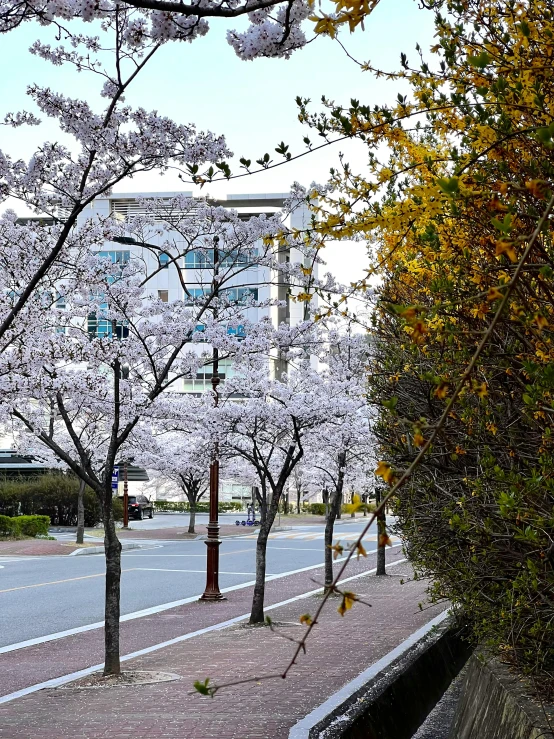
[122,548,254,557]
[0,569,138,594]
[0,545,402,655]
[0,557,407,705]
[133,568,266,575]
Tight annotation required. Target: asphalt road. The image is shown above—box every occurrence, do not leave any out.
[0,519,386,649]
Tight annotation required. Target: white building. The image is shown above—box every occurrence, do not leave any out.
[78,191,315,393]
[76,191,316,503]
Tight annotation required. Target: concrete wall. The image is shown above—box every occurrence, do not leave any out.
[450,653,554,739]
[303,616,471,739]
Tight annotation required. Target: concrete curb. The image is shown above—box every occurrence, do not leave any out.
[69,542,143,556]
[289,609,471,739]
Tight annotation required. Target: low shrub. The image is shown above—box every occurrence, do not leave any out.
[0,514,51,538]
[154,500,243,513]
[0,514,17,537]
[112,496,124,522]
[0,473,101,526]
[306,503,327,515]
[17,515,50,537]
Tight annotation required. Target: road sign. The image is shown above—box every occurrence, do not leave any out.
[111,466,119,491]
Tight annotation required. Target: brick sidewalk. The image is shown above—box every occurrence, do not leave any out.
[0,552,445,738]
[117,524,256,540]
[0,539,85,556]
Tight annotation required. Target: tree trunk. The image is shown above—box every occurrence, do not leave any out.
[188,500,196,534]
[103,492,122,675]
[336,492,342,519]
[76,478,85,545]
[324,488,343,590]
[296,488,301,514]
[375,487,387,576]
[250,524,269,623]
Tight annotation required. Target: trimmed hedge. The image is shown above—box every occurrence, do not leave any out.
[0,514,50,538]
[154,500,243,513]
[0,474,102,526]
[305,502,327,515]
[0,474,124,526]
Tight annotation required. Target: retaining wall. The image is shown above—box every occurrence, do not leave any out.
[450,653,554,739]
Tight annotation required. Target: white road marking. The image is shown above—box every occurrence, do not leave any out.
[0,556,407,705]
[243,531,402,542]
[0,545,402,655]
[133,568,265,576]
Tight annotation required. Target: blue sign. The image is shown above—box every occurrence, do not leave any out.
[111,467,119,491]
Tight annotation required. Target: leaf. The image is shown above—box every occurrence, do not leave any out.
[413,430,425,447]
[375,461,395,485]
[382,396,398,410]
[193,678,214,697]
[436,177,459,196]
[491,214,513,234]
[338,591,356,616]
[534,314,548,330]
[486,287,504,302]
[474,382,488,399]
[355,541,367,559]
[299,613,313,626]
[328,541,344,559]
[467,51,490,68]
[378,532,393,547]
[434,382,449,399]
[495,239,517,262]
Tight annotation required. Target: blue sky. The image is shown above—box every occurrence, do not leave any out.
[0,0,436,282]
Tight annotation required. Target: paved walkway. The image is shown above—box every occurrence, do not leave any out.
[0,539,85,556]
[0,549,445,738]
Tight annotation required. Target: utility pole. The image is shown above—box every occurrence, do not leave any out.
[201,236,225,601]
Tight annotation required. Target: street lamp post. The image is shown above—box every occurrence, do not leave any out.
[122,460,129,529]
[201,237,225,601]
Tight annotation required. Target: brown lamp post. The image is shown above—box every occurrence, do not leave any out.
[122,460,129,529]
[201,236,225,601]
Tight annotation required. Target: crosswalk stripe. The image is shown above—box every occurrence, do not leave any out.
[240,531,401,542]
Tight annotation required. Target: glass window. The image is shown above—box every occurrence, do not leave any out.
[87,315,129,340]
[98,250,130,264]
[158,290,169,303]
[184,288,208,305]
[184,250,213,269]
[223,287,258,303]
[158,253,170,269]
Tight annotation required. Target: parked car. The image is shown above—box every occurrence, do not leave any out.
[119,495,154,520]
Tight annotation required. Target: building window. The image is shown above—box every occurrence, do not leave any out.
[184,287,208,305]
[87,316,129,339]
[184,249,257,270]
[159,253,170,269]
[223,287,258,303]
[184,250,213,269]
[158,290,169,303]
[98,250,130,264]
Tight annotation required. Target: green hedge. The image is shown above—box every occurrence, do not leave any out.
[0,474,102,526]
[305,502,327,515]
[154,500,243,513]
[0,514,50,538]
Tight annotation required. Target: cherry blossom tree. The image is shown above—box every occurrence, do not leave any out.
[2,197,306,674]
[135,416,210,534]
[213,322,362,623]
[300,329,372,589]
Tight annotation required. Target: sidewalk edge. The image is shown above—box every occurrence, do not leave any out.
[288,609,451,739]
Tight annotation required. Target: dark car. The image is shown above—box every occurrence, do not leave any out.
[119,495,154,520]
